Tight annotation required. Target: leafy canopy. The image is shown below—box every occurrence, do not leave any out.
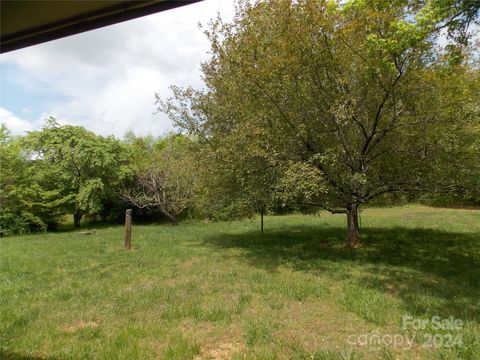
[160,0,479,245]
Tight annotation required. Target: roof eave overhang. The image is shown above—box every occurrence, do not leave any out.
[1,1,201,54]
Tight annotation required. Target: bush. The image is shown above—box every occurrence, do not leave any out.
[0,211,47,236]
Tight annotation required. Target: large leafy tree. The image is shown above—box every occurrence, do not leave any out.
[24,118,130,227]
[160,0,479,247]
[123,135,197,224]
[194,123,280,228]
[1,126,53,234]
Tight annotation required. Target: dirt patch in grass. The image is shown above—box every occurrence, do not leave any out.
[61,320,98,333]
[194,342,246,360]
[180,256,204,269]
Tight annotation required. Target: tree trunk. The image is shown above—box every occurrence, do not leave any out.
[161,210,178,225]
[260,208,264,233]
[73,210,83,228]
[167,213,177,225]
[346,203,360,248]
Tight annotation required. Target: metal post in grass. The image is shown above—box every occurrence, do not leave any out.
[124,209,132,250]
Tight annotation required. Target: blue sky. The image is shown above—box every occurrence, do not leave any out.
[0,0,234,137]
[1,62,67,119]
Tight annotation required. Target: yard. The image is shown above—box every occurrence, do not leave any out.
[1,206,479,359]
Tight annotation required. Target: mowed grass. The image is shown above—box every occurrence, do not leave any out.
[1,206,479,360]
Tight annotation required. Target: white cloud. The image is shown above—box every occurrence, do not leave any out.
[0,0,235,137]
[0,107,37,135]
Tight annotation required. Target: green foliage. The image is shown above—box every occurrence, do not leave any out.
[273,162,328,212]
[20,118,131,228]
[0,211,46,235]
[123,134,197,224]
[0,125,51,234]
[1,121,200,233]
[160,0,479,243]
[2,1,478,235]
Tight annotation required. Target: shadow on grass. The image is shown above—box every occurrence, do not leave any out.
[52,217,175,234]
[0,351,57,360]
[202,225,480,321]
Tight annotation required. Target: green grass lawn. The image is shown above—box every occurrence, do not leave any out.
[1,206,479,360]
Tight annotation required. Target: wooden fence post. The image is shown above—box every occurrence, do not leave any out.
[124,209,132,250]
